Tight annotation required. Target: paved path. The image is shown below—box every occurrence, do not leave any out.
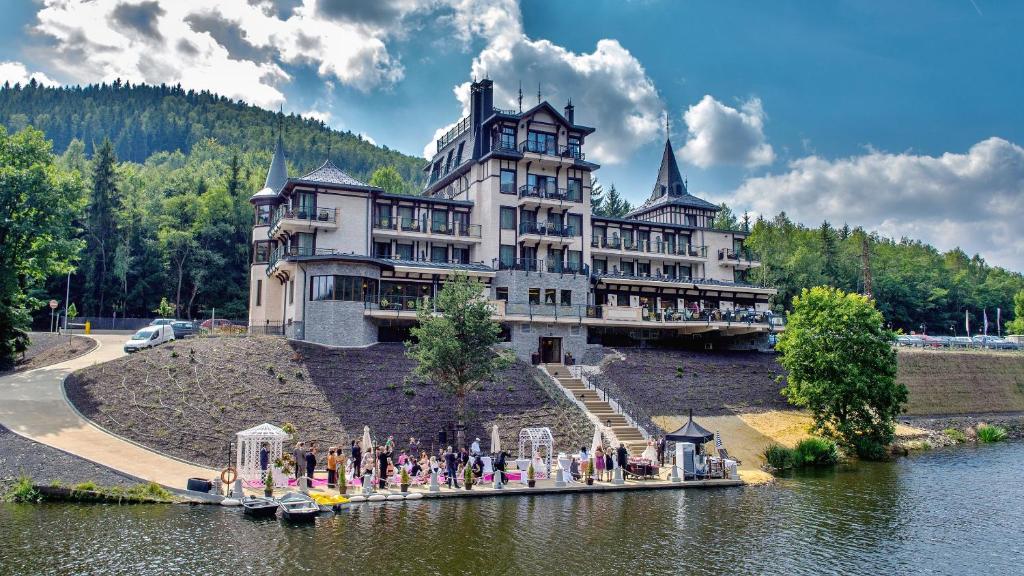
[0,334,215,489]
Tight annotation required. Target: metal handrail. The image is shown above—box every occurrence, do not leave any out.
[568,365,652,441]
[517,184,582,203]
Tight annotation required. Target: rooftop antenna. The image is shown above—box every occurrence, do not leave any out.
[518,81,523,112]
[664,110,670,141]
[537,82,541,105]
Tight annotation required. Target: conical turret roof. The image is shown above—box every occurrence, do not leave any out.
[652,137,686,198]
[264,132,288,192]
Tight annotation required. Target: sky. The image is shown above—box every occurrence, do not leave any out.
[2,0,1022,271]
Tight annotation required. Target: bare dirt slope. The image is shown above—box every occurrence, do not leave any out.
[66,337,590,468]
[898,350,1024,415]
[2,333,95,374]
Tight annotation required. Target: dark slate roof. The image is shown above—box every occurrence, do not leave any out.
[376,258,494,273]
[626,138,721,218]
[250,133,288,202]
[294,160,370,188]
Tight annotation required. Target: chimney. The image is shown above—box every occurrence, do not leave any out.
[564,99,575,124]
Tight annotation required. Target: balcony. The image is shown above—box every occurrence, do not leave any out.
[718,247,761,268]
[266,245,338,277]
[268,207,338,240]
[518,221,579,244]
[518,141,586,161]
[436,116,470,153]
[590,237,708,261]
[372,217,482,242]
[490,135,523,157]
[517,184,582,207]
[492,258,588,276]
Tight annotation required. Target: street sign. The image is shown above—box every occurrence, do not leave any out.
[49,299,58,309]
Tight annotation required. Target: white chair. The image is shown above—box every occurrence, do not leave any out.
[558,457,578,484]
[481,456,494,476]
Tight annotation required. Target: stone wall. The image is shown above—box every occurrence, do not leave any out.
[301,261,380,347]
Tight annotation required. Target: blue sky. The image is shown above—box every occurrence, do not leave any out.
[2,1,1022,270]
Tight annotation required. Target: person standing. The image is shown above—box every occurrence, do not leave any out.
[259,443,270,475]
[444,446,460,489]
[304,446,317,485]
[377,445,391,489]
[470,437,481,456]
[657,436,666,465]
[326,448,337,489]
[292,442,305,480]
[351,440,361,480]
[617,443,629,471]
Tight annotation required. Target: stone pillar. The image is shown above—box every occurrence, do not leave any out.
[613,463,624,485]
[670,464,681,483]
[299,477,308,494]
[493,470,503,490]
[554,465,566,487]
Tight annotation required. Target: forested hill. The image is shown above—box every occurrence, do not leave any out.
[0,80,425,187]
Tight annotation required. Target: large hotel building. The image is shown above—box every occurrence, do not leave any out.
[248,80,778,362]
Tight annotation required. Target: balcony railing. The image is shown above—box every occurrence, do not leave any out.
[719,247,760,262]
[518,184,582,203]
[494,257,543,272]
[373,217,481,238]
[436,116,470,153]
[518,221,578,238]
[519,141,586,161]
[591,237,707,258]
[269,206,338,232]
[491,135,521,154]
[267,245,338,270]
[375,253,479,267]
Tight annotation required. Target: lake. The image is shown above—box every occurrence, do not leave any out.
[1,442,1021,575]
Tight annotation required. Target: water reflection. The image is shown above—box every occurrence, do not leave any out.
[1,443,1020,576]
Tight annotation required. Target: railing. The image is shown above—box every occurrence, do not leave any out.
[373,217,481,238]
[519,141,586,161]
[518,221,578,238]
[568,365,653,441]
[591,237,707,258]
[269,206,338,232]
[719,247,760,263]
[266,245,338,271]
[503,303,600,320]
[365,295,431,312]
[517,184,582,203]
[492,107,519,116]
[491,135,521,154]
[494,257,543,272]
[436,116,470,152]
[541,366,615,444]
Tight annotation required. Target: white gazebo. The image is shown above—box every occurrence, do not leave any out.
[236,423,290,483]
[518,427,555,475]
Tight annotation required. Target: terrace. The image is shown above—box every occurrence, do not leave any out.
[267,206,338,240]
[493,258,590,276]
[518,221,580,245]
[518,140,586,161]
[718,247,761,268]
[591,237,707,262]
[518,184,583,207]
[372,217,482,242]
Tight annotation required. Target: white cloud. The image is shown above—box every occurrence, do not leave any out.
[0,61,59,87]
[358,132,376,146]
[730,137,1024,271]
[302,109,332,123]
[30,0,432,108]
[426,0,664,163]
[678,95,774,168]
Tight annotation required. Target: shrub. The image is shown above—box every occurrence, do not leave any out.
[73,481,98,492]
[943,428,967,443]
[403,387,415,397]
[4,476,40,503]
[976,425,1008,443]
[400,468,410,485]
[792,437,839,467]
[762,443,794,470]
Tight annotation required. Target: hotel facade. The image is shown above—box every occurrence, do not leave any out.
[248,80,778,363]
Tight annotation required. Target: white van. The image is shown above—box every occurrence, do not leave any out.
[124,324,176,353]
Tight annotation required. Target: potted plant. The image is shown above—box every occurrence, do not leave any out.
[527,463,536,488]
[400,468,410,493]
[464,465,473,490]
[585,459,594,486]
[263,469,274,497]
[337,463,347,495]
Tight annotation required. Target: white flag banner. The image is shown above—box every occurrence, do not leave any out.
[965,310,970,336]
[984,309,989,337]
[997,308,1001,336]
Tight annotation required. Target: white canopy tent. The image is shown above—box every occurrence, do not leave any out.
[518,427,555,475]
[235,423,289,482]
[491,424,501,454]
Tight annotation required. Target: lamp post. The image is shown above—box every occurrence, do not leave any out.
[64,270,71,343]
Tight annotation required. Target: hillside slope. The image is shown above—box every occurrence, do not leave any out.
[65,338,590,468]
[899,349,1024,415]
[0,82,424,188]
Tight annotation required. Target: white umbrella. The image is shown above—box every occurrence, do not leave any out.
[361,426,373,452]
[591,427,603,454]
[490,424,501,454]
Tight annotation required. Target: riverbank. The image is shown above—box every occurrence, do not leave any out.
[0,424,137,494]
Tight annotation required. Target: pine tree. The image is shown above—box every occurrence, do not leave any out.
[819,221,839,286]
[83,139,121,317]
[596,184,632,218]
[590,177,605,214]
[711,202,739,230]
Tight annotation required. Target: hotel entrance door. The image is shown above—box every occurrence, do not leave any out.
[539,337,562,364]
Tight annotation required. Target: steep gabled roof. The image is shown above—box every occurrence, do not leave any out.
[626,138,721,217]
[264,132,288,192]
[515,101,596,135]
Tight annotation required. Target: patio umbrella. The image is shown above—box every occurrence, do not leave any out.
[490,424,501,454]
[361,426,373,452]
[665,409,715,446]
[591,427,604,454]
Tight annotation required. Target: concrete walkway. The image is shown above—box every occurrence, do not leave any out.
[0,334,215,489]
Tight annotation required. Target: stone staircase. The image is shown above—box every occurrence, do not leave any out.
[544,364,649,455]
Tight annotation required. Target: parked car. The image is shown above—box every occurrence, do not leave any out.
[199,318,235,330]
[124,325,175,353]
[917,335,944,348]
[930,335,953,347]
[170,320,195,339]
[149,318,176,326]
[896,335,923,347]
[949,336,974,348]
[199,318,245,335]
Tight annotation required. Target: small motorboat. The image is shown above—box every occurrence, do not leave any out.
[278,492,319,522]
[241,496,279,518]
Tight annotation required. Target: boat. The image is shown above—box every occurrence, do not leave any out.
[278,492,319,522]
[241,496,279,518]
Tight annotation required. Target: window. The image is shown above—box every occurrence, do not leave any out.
[395,243,414,260]
[544,289,556,305]
[255,279,262,306]
[664,264,676,279]
[526,173,555,196]
[454,141,465,165]
[374,204,392,228]
[685,214,697,226]
[527,130,556,154]
[398,206,416,230]
[500,169,516,194]
[679,265,692,280]
[622,261,635,275]
[430,210,448,233]
[452,247,469,264]
[622,229,634,249]
[593,259,607,274]
[547,247,563,273]
[253,241,272,264]
[291,233,313,256]
[289,280,294,304]
[499,245,516,269]
[567,136,581,159]
[638,230,650,250]
[310,275,378,302]
[495,287,508,301]
[499,125,516,150]
[567,214,582,236]
[431,245,448,263]
[567,178,582,202]
[560,290,572,306]
[293,191,315,216]
[374,242,391,258]
[528,288,540,305]
[637,262,651,276]
[452,212,469,235]
[567,250,582,272]
[255,205,272,226]
[500,207,516,230]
